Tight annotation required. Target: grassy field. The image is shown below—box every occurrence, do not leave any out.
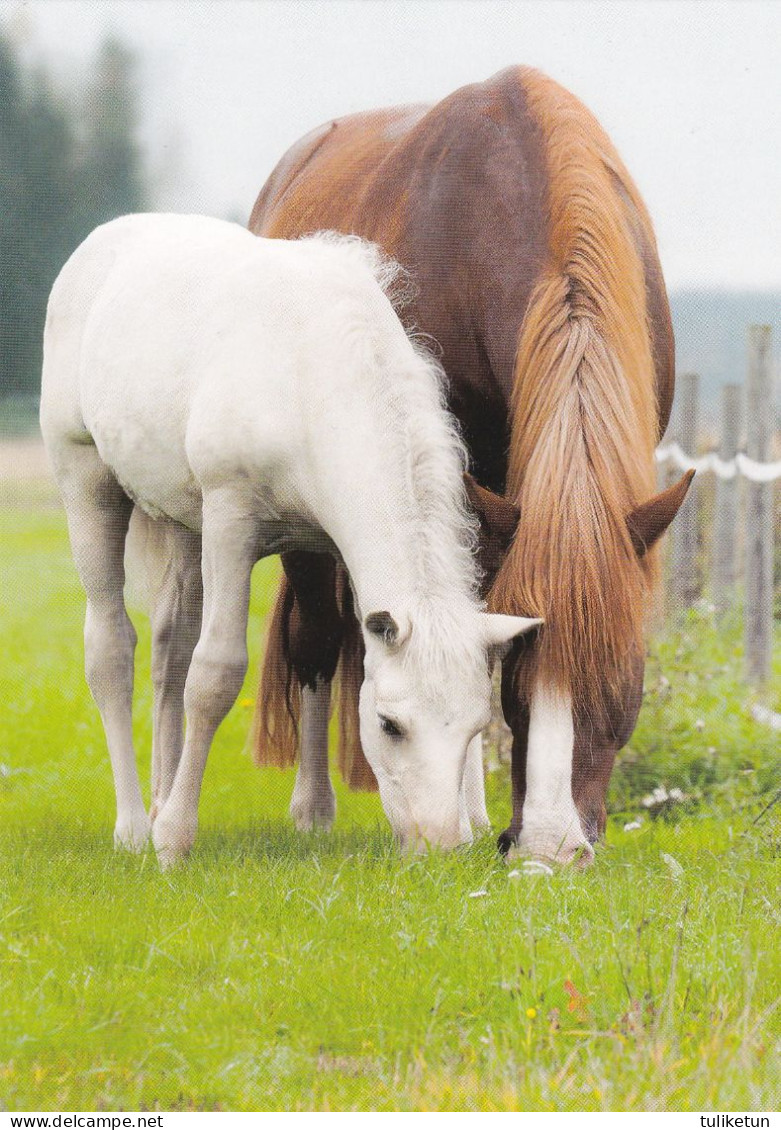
[0,505,778,1112]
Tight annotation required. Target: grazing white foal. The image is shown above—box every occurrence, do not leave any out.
[41,214,538,865]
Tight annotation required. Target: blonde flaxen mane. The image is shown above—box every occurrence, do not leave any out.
[489,68,661,713]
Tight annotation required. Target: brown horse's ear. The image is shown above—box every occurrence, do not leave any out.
[463,472,520,588]
[626,470,695,557]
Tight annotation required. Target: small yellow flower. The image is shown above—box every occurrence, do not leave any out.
[526,1007,537,1019]
[240,698,254,708]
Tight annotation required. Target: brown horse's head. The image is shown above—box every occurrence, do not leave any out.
[467,469,693,862]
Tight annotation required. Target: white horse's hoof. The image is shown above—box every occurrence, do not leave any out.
[114,810,151,853]
[152,809,197,868]
[289,783,336,832]
[469,813,493,837]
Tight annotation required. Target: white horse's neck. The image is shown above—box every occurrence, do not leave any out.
[337,498,475,631]
[306,349,479,628]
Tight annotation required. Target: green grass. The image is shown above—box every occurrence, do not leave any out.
[0,507,778,1112]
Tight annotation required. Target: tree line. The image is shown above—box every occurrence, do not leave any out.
[0,31,149,410]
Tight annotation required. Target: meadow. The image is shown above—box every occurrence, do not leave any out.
[0,502,778,1112]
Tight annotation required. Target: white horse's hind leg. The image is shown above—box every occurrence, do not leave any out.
[58,447,149,850]
[463,734,491,835]
[289,680,335,831]
[147,522,203,822]
[153,490,256,867]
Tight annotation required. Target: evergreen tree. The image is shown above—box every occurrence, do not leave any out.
[0,30,149,408]
[0,33,32,399]
[79,36,148,225]
[14,68,78,400]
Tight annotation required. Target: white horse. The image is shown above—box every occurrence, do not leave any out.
[40,214,539,865]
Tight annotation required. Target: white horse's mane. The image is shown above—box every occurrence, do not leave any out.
[300,232,484,676]
[299,229,417,313]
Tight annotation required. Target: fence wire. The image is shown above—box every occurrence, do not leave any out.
[656,442,781,482]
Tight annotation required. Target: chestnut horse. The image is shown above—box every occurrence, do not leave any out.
[249,67,692,863]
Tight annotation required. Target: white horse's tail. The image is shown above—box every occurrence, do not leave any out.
[123,507,174,612]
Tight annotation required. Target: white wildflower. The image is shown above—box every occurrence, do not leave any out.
[661,852,684,878]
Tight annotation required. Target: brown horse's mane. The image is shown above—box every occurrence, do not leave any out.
[489,68,660,713]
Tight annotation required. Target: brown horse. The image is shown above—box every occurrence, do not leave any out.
[249,66,692,862]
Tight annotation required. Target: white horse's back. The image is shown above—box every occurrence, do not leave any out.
[41,214,402,529]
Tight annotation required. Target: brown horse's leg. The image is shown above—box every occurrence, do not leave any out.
[283,551,343,688]
[570,654,644,843]
[496,654,530,854]
[282,551,344,830]
[570,745,615,844]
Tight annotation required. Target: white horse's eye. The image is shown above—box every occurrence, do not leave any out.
[379,714,405,740]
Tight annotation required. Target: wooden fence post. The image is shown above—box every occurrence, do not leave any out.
[671,372,700,609]
[744,325,774,685]
[712,383,742,613]
[656,415,674,592]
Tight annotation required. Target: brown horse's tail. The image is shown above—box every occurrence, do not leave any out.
[334,566,376,790]
[490,68,662,714]
[253,575,300,768]
[253,566,377,791]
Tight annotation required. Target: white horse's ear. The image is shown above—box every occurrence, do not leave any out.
[364,610,411,649]
[481,613,542,658]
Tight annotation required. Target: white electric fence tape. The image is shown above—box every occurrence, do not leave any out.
[655,442,781,483]
[750,703,781,732]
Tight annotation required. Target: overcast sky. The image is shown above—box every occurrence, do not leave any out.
[2,0,779,289]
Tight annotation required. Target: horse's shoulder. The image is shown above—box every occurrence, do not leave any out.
[385,69,538,167]
[350,73,546,248]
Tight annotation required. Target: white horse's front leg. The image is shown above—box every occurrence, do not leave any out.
[153,492,256,868]
[289,679,335,831]
[462,734,491,835]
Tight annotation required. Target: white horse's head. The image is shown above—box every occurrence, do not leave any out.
[358,608,541,849]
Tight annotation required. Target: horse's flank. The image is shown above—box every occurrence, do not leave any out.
[487,68,662,714]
